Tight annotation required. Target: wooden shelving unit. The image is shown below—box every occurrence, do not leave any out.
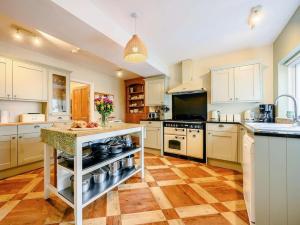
[125,78,148,123]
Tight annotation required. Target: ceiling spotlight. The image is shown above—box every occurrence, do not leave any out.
[248,5,263,29]
[116,69,123,77]
[32,36,42,46]
[71,47,80,53]
[13,29,23,41]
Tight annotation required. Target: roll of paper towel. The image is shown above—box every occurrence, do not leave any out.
[0,110,9,123]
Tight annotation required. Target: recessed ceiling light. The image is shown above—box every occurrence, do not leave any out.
[32,36,42,46]
[248,5,263,29]
[71,47,80,53]
[13,29,23,41]
[116,69,123,77]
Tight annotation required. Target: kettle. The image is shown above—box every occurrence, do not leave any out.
[211,110,220,121]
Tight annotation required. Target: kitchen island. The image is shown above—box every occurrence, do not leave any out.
[41,123,145,225]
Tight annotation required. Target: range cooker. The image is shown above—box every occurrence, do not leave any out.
[163,120,206,163]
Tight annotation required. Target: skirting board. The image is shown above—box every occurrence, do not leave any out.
[207,158,242,172]
[0,161,44,179]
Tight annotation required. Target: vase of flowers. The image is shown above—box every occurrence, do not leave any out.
[95,96,113,127]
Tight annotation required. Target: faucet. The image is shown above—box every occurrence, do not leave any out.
[275,94,299,125]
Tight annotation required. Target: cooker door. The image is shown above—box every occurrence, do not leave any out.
[164,134,187,155]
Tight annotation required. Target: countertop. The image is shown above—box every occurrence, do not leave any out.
[0,121,52,127]
[41,123,144,155]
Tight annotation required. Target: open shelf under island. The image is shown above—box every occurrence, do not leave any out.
[41,123,145,225]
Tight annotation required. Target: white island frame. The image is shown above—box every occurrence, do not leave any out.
[43,125,145,225]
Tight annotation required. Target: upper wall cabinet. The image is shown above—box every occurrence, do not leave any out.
[13,61,47,101]
[211,63,262,104]
[47,70,70,118]
[145,77,166,106]
[0,57,12,99]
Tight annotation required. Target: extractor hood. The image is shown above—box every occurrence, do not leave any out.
[168,59,206,94]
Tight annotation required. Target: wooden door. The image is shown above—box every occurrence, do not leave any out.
[72,86,90,122]
[234,64,261,102]
[211,68,234,103]
[13,61,47,101]
[18,133,43,166]
[0,57,12,99]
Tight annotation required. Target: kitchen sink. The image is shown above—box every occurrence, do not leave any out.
[246,122,300,132]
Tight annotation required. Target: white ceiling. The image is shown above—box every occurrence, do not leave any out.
[0,0,299,77]
[0,14,138,80]
[91,0,300,64]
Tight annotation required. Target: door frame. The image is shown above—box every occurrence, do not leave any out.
[70,79,95,122]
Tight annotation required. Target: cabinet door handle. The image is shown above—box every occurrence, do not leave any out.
[7,94,10,98]
[58,117,63,119]
[13,95,16,98]
[19,136,22,139]
[34,125,40,128]
[218,124,224,128]
[11,137,16,140]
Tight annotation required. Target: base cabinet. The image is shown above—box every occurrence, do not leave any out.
[206,123,238,162]
[18,133,44,166]
[140,121,162,150]
[0,135,17,170]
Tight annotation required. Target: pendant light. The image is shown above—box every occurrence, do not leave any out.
[124,13,148,63]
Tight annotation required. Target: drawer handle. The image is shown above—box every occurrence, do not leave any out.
[218,124,224,128]
[11,137,16,140]
[58,117,63,119]
[34,125,40,128]
[175,136,184,140]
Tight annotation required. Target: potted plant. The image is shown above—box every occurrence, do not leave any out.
[95,96,113,127]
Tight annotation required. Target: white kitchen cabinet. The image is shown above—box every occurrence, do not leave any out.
[145,77,166,106]
[144,127,161,149]
[211,68,234,103]
[211,63,262,103]
[0,135,17,171]
[234,64,261,102]
[140,121,162,150]
[0,57,12,99]
[48,70,71,120]
[187,129,203,159]
[206,123,238,162]
[17,132,44,166]
[238,125,246,163]
[13,61,47,101]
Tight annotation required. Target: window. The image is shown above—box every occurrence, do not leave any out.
[287,59,300,114]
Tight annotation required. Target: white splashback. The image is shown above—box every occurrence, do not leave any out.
[0,100,42,122]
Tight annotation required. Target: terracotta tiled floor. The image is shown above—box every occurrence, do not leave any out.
[0,152,249,225]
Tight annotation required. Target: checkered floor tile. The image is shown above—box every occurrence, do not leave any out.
[0,151,249,225]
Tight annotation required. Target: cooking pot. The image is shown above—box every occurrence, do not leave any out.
[109,160,122,176]
[62,148,93,167]
[92,167,108,183]
[70,173,92,193]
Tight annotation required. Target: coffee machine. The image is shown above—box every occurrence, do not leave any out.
[258,104,275,123]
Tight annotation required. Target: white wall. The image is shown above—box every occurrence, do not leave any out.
[0,42,125,122]
[168,45,274,118]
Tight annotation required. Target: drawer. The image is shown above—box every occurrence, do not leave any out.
[18,123,52,134]
[0,126,17,135]
[140,121,162,128]
[206,123,238,133]
[48,115,71,122]
[164,127,186,135]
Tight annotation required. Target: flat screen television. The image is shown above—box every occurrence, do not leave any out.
[172,92,207,121]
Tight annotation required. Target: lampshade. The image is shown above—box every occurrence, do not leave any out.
[124,34,148,63]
